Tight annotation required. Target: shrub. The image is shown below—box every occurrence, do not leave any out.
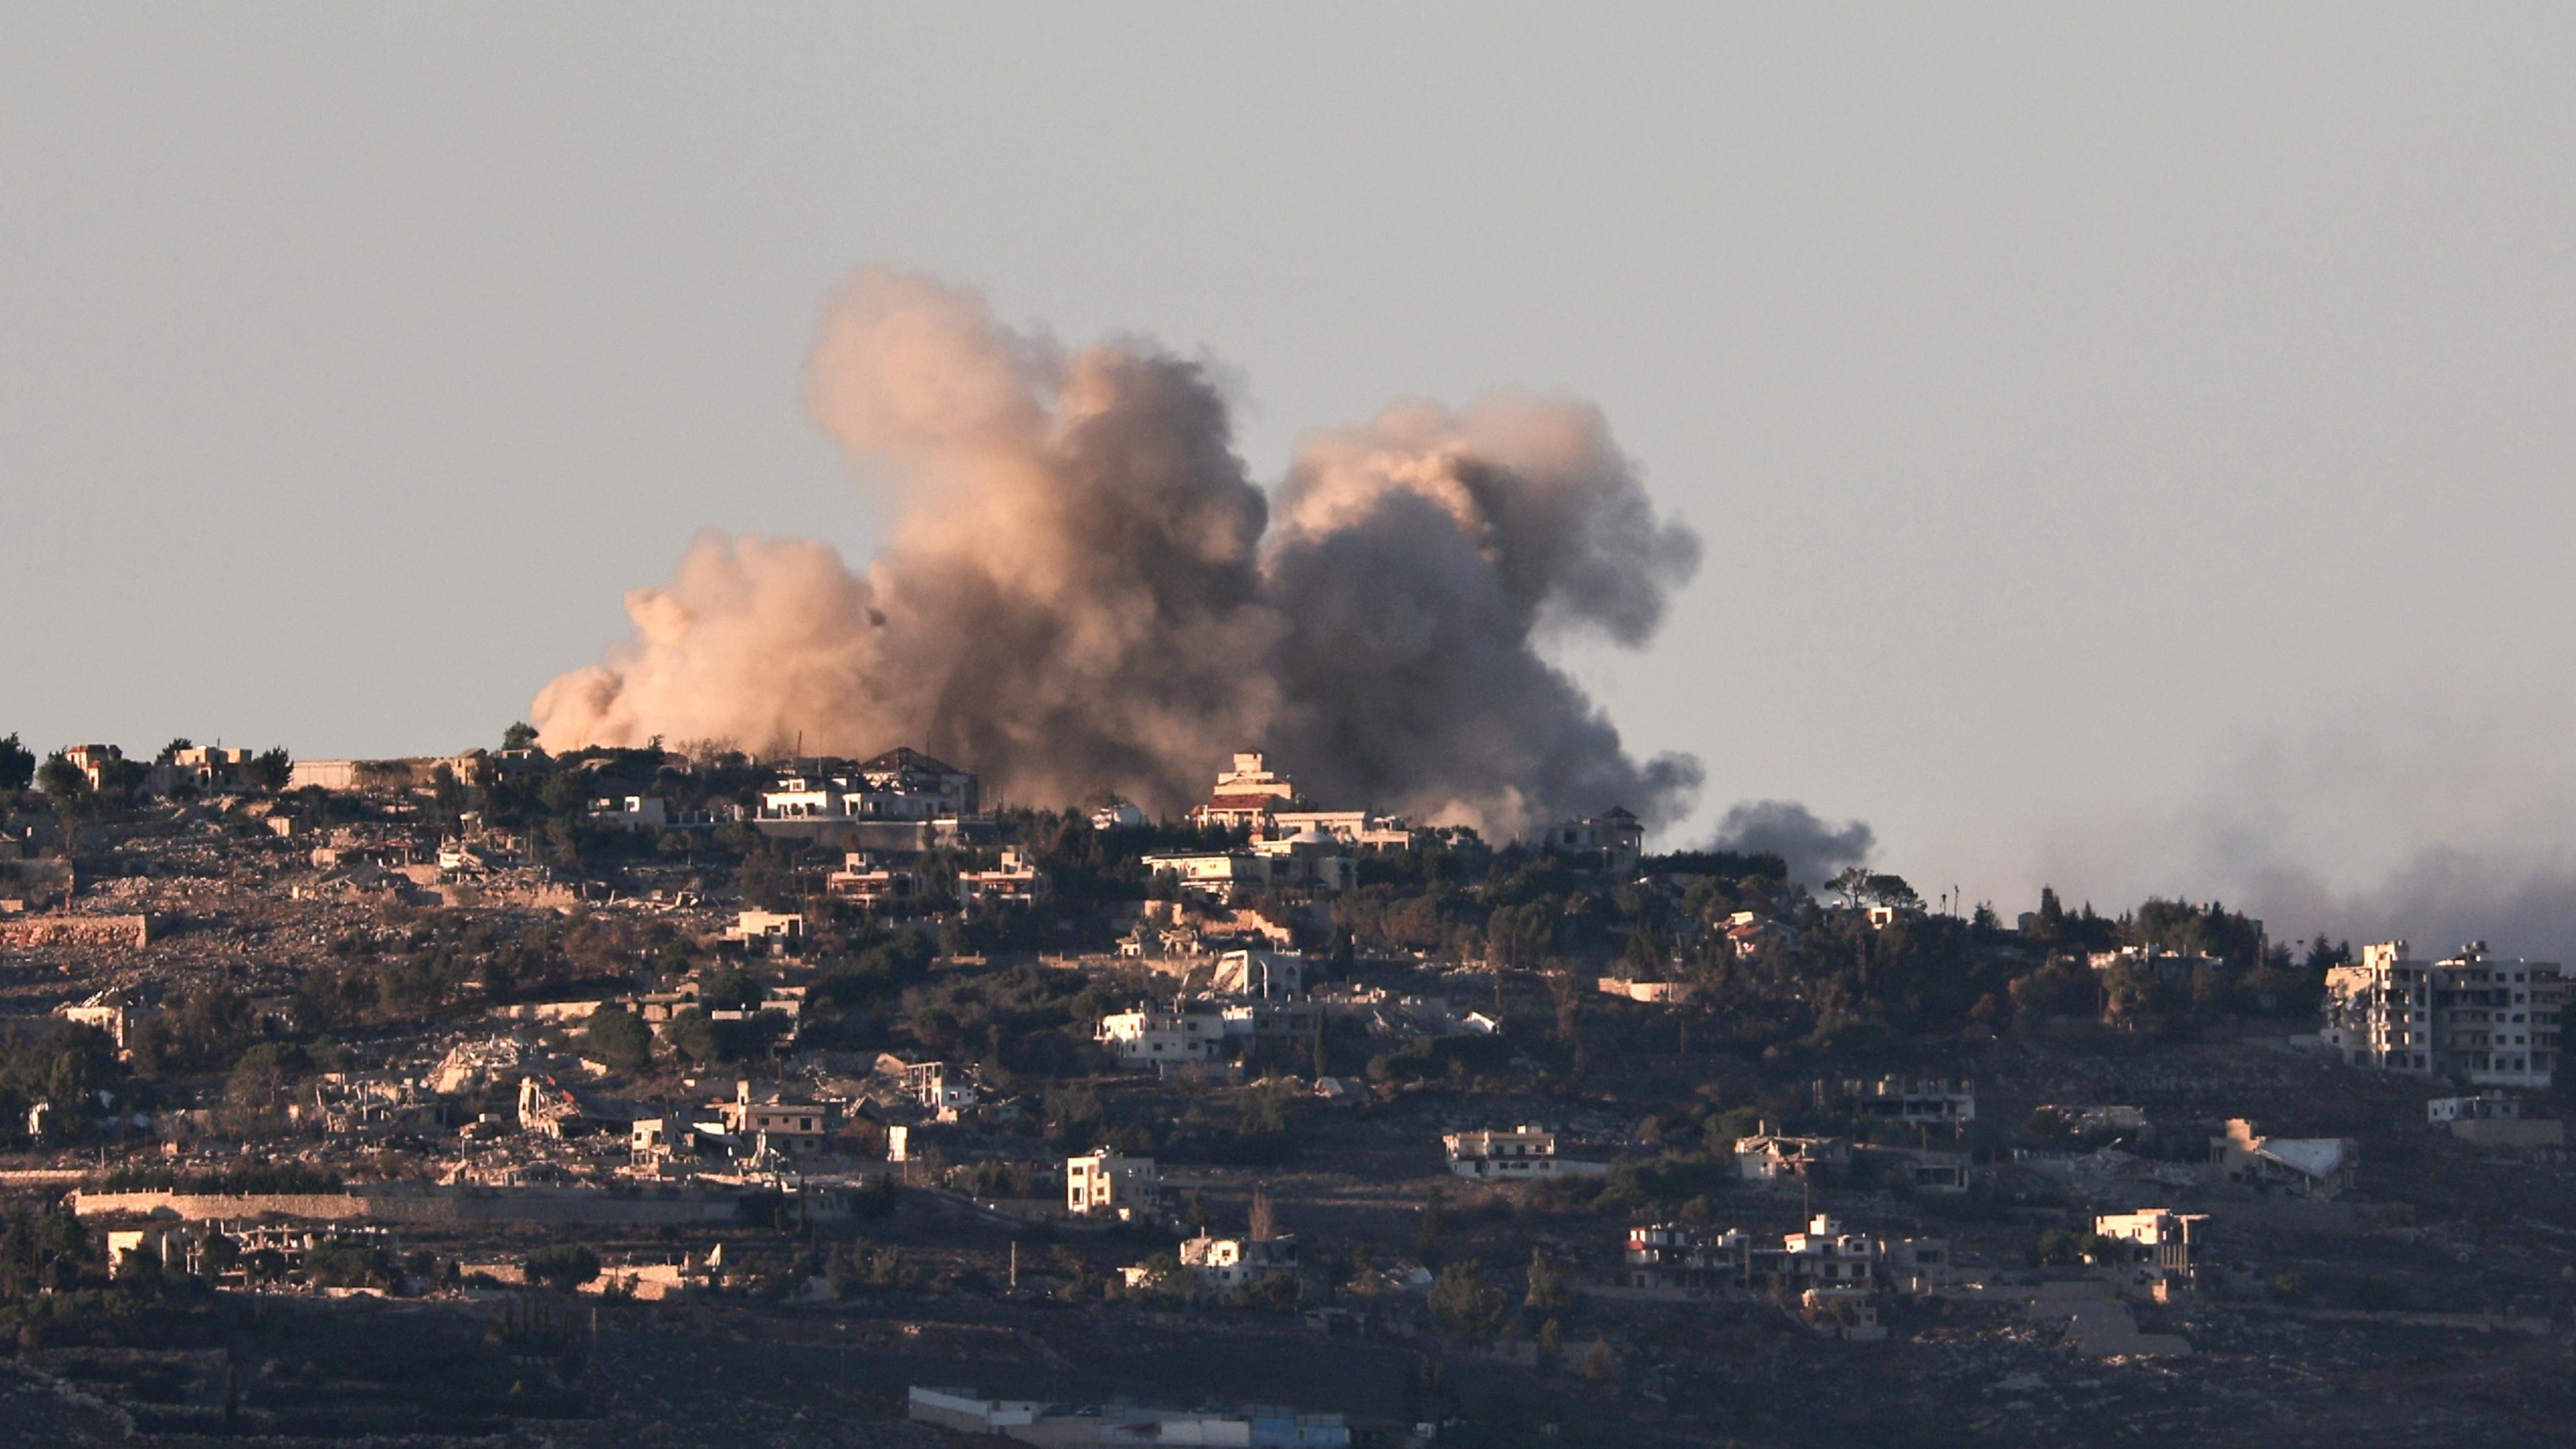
[579,1006,654,1071]
[101,1164,344,1195]
[1427,1262,1510,1341]
[302,1238,390,1288]
[523,1244,601,1293]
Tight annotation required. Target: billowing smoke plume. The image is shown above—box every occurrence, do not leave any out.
[2032,701,2576,963]
[535,267,1701,837]
[1705,799,1875,886]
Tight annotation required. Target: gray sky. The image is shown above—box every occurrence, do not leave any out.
[8,6,2576,951]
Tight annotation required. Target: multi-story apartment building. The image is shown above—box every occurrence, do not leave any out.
[1624,1215,1951,1298]
[1811,1076,1978,1130]
[2320,941,2562,1088]
[1065,1149,1161,1218]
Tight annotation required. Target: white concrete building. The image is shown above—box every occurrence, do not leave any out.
[1143,844,1356,898]
[759,776,844,819]
[1248,830,1359,892]
[586,795,670,831]
[757,748,980,825]
[1443,1125,1609,1180]
[1189,751,1299,832]
[825,853,919,908]
[1268,809,1414,848]
[723,910,804,943]
[1096,1005,1228,1067]
[286,758,361,792]
[1065,1149,1161,1218]
[958,848,1048,908]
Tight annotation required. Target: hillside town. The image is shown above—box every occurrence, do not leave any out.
[0,729,2569,1447]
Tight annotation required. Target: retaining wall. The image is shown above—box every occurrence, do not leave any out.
[0,914,154,949]
[68,1185,743,1226]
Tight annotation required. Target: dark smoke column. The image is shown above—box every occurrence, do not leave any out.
[534,266,1702,839]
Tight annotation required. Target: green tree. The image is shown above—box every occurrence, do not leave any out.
[0,734,33,791]
[661,1008,717,1063]
[198,1229,241,1277]
[155,738,193,765]
[1239,1080,1291,1138]
[1128,1251,1182,1296]
[580,1006,654,1071]
[538,770,590,820]
[1486,903,1552,970]
[1417,1185,1446,1258]
[1619,921,1668,977]
[524,1242,601,1292]
[1525,1248,1571,1312]
[227,1042,304,1120]
[1427,1262,1510,1341]
[36,752,89,802]
[304,1237,389,1288]
[91,752,147,800]
[293,965,372,1034]
[502,722,540,751]
[430,763,468,829]
[698,969,758,1011]
[1044,1083,1104,1148]
[245,747,291,792]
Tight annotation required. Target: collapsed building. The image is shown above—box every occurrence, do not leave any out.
[1734,1132,1852,1185]
[1537,807,1645,873]
[909,1388,1351,1448]
[2208,1118,2356,1198]
[2093,1208,2209,1299]
[1127,1232,1302,1294]
[1623,1215,1952,1300]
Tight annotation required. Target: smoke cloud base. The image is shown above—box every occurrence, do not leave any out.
[535,267,1703,838]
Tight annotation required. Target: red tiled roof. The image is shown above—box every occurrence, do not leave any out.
[1197,793,1282,811]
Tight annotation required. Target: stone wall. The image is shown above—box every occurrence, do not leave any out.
[69,1184,745,1226]
[0,914,152,949]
